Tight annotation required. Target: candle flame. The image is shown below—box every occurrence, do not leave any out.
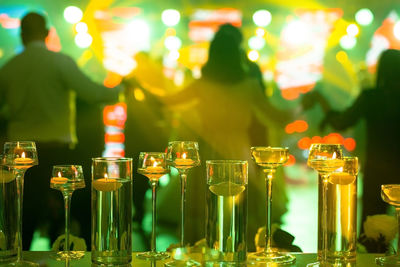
[182,153,187,159]
[104,173,108,179]
[332,152,336,159]
[21,152,26,159]
[58,172,62,178]
[153,161,157,167]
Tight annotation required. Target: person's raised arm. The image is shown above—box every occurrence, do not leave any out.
[58,55,122,105]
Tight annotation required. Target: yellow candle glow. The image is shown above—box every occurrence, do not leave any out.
[92,173,122,192]
[14,152,34,165]
[174,153,194,166]
[51,172,68,184]
[147,161,165,173]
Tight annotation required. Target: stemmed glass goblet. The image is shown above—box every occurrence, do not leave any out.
[136,152,169,260]
[166,141,200,247]
[307,143,343,266]
[376,184,400,266]
[50,165,85,260]
[3,141,38,267]
[248,146,296,264]
[165,141,200,267]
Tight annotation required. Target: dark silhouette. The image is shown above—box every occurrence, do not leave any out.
[306,49,400,224]
[0,12,122,249]
[159,23,291,250]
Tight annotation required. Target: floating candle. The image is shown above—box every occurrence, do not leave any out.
[14,152,34,165]
[51,172,68,185]
[92,174,122,192]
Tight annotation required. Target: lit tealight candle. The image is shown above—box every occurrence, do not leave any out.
[92,173,122,192]
[147,160,165,173]
[174,153,194,166]
[51,172,68,185]
[0,169,15,183]
[14,152,34,165]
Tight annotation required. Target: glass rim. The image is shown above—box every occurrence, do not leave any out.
[309,143,342,147]
[168,140,198,145]
[206,160,248,165]
[251,146,289,151]
[52,164,83,168]
[139,152,166,155]
[4,141,36,146]
[381,184,400,188]
[92,157,132,162]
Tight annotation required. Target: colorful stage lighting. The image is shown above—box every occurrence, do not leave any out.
[247,50,260,62]
[282,20,310,45]
[162,9,180,27]
[253,10,272,27]
[355,8,373,26]
[64,6,83,24]
[75,32,92,48]
[346,23,359,37]
[164,36,182,51]
[340,35,356,50]
[75,22,88,33]
[394,21,400,40]
[248,36,266,50]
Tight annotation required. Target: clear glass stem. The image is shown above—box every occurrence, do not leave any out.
[264,168,275,253]
[63,192,72,256]
[396,207,400,257]
[15,170,25,262]
[320,172,329,263]
[150,181,158,253]
[179,171,188,247]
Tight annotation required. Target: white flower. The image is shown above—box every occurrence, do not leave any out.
[363,214,397,243]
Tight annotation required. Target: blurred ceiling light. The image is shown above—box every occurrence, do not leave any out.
[253,10,272,27]
[394,21,400,40]
[75,32,92,48]
[339,35,357,50]
[126,19,150,40]
[162,9,180,27]
[248,36,266,50]
[247,50,260,62]
[346,23,359,37]
[355,8,373,26]
[282,20,310,45]
[64,6,83,24]
[164,36,182,51]
[75,22,88,33]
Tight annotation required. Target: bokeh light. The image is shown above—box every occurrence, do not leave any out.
[253,10,272,27]
[63,6,83,24]
[75,22,88,33]
[355,8,374,26]
[336,50,348,63]
[248,36,266,50]
[161,9,180,27]
[75,32,92,48]
[394,21,400,40]
[256,27,266,37]
[346,23,359,37]
[339,35,357,50]
[164,36,182,51]
[126,19,150,41]
[247,50,260,62]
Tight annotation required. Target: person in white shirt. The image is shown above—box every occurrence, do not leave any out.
[0,12,123,249]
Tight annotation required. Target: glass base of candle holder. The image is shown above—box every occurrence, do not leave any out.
[4,260,39,267]
[248,251,296,265]
[136,251,169,261]
[376,255,400,266]
[164,259,201,267]
[164,247,201,267]
[50,251,85,261]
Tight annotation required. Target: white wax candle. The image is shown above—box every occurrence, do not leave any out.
[93,178,122,192]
